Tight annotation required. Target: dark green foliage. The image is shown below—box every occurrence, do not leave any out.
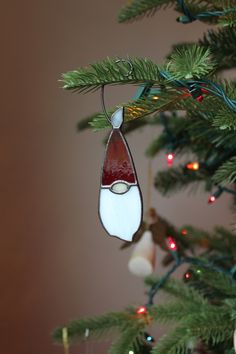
[200,27,236,70]
[213,157,236,185]
[53,312,137,342]
[61,57,163,92]
[151,326,192,354]
[53,267,236,354]
[154,166,208,196]
[166,45,216,80]
[147,276,208,304]
[118,0,236,26]
[108,327,144,354]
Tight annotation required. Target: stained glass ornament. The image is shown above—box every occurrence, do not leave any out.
[99,107,142,242]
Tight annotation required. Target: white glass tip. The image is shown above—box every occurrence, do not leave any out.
[111,107,124,129]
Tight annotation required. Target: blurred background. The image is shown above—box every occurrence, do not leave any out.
[0,1,234,353]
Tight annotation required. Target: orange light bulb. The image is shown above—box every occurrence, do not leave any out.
[186,162,199,171]
[192,162,199,170]
[152,95,159,100]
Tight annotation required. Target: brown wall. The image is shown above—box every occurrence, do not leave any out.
[0,1,234,353]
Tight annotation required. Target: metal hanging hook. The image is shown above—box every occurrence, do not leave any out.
[101,85,111,123]
[115,58,134,77]
[100,59,134,124]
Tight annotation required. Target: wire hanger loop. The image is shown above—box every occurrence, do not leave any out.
[100,59,134,124]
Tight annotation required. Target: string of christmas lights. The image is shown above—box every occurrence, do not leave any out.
[159,71,236,112]
[176,0,236,24]
[135,75,236,112]
[135,85,236,203]
[146,235,236,306]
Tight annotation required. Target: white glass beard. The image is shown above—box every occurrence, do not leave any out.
[99,185,142,242]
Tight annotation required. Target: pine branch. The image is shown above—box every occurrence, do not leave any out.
[179,226,236,256]
[225,349,235,354]
[77,114,99,131]
[151,326,193,354]
[145,114,189,157]
[179,225,212,241]
[154,167,208,196]
[118,0,175,23]
[53,312,134,343]
[76,92,187,131]
[213,157,236,185]
[184,308,233,346]
[186,108,236,152]
[200,27,236,70]
[149,301,208,323]
[145,134,168,157]
[117,0,221,24]
[197,269,236,298]
[108,327,144,354]
[151,302,233,353]
[61,57,163,92]
[145,277,207,304]
[166,45,216,80]
[212,105,236,131]
[218,10,236,27]
[214,227,236,253]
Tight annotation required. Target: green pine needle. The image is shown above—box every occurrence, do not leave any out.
[53,312,135,343]
[212,107,236,131]
[108,327,144,354]
[154,167,207,196]
[166,45,216,80]
[200,27,236,70]
[61,57,163,92]
[77,91,187,131]
[151,326,193,354]
[213,156,236,185]
[118,0,175,23]
[145,276,207,304]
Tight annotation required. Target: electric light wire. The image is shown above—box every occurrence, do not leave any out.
[101,59,134,124]
[177,0,236,24]
[159,70,236,113]
[146,252,236,306]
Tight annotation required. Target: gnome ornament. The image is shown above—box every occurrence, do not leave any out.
[99,107,142,242]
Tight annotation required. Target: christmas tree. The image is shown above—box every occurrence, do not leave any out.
[53,1,236,353]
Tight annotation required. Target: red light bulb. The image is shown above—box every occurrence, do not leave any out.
[166,153,174,167]
[201,88,208,94]
[186,163,193,170]
[208,195,216,204]
[185,272,191,280]
[181,229,188,236]
[167,236,177,251]
[136,306,147,315]
[197,95,204,102]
